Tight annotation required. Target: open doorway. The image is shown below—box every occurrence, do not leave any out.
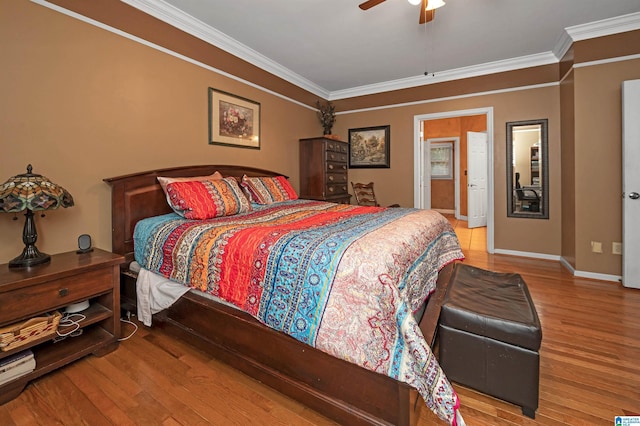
[413,107,494,253]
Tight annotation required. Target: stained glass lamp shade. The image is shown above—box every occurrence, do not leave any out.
[0,164,74,268]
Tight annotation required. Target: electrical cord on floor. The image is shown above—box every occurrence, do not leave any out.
[119,311,138,341]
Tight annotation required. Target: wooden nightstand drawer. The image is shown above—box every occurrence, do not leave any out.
[0,268,112,325]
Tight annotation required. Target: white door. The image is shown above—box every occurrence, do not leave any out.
[467,131,488,228]
[622,80,640,288]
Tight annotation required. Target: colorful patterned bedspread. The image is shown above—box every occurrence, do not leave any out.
[134,199,464,424]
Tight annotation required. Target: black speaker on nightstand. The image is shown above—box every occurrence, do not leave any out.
[77,234,93,254]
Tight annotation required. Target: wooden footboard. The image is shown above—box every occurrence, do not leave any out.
[156,263,452,426]
[105,165,454,426]
[159,296,411,425]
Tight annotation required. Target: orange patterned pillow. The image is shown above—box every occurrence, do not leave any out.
[164,176,251,219]
[241,175,298,205]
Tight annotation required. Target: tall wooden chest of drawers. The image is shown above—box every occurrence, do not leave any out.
[299,137,351,204]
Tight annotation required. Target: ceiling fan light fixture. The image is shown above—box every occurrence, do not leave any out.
[425,0,445,11]
[408,0,422,5]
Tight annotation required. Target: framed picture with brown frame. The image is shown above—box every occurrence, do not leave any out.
[348,125,390,168]
[209,88,260,149]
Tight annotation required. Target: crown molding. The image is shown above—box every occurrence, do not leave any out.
[552,31,574,63]
[554,12,640,67]
[122,0,557,100]
[335,12,640,101]
[337,82,557,115]
[39,0,640,103]
[120,0,636,102]
[566,11,640,42]
[121,0,330,99]
[329,52,558,100]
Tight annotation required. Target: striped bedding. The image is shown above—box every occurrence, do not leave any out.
[134,199,465,424]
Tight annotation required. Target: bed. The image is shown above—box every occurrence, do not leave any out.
[104,164,464,426]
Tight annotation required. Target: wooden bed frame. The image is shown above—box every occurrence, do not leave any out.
[104,164,454,426]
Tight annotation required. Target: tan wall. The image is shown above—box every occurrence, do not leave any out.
[573,58,640,275]
[333,86,562,255]
[0,1,318,264]
[431,179,455,210]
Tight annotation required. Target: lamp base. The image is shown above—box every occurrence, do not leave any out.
[9,246,51,268]
[9,208,51,268]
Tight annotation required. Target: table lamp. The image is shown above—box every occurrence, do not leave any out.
[0,164,74,268]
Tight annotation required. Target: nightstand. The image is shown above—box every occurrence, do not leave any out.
[0,249,124,404]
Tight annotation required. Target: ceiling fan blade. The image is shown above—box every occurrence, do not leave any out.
[359,0,386,10]
[419,1,435,24]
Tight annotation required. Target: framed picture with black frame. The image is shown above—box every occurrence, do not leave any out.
[208,87,260,149]
[348,125,390,168]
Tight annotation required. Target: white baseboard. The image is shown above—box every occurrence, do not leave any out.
[434,209,455,214]
[559,257,576,274]
[494,249,561,261]
[573,271,622,283]
[560,257,622,283]
[494,252,622,283]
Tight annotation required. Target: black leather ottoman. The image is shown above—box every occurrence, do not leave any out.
[438,264,542,418]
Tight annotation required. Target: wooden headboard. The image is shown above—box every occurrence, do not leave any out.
[103,165,285,265]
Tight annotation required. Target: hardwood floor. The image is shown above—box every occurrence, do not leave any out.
[2,219,639,425]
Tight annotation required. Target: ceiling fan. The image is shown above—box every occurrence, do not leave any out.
[358,0,445,24]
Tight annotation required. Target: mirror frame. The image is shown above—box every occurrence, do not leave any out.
[506,119,549,219]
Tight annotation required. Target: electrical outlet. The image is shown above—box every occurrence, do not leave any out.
[612,242,622,255]
[591,241,603,253]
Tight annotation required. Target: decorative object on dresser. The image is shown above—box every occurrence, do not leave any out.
[315,100,336,136]
[348,125,391,168]
[299,137,351,204]
[0,165,74,268]
[208,87,260,149]
[0,249,124,405]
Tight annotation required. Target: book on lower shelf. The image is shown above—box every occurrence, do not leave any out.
[0,349,36,385]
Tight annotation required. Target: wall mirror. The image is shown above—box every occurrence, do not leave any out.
[506,119,549,219]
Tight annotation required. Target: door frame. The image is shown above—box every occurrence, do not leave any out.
[413,107,495,253]
[425,137,461,218]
